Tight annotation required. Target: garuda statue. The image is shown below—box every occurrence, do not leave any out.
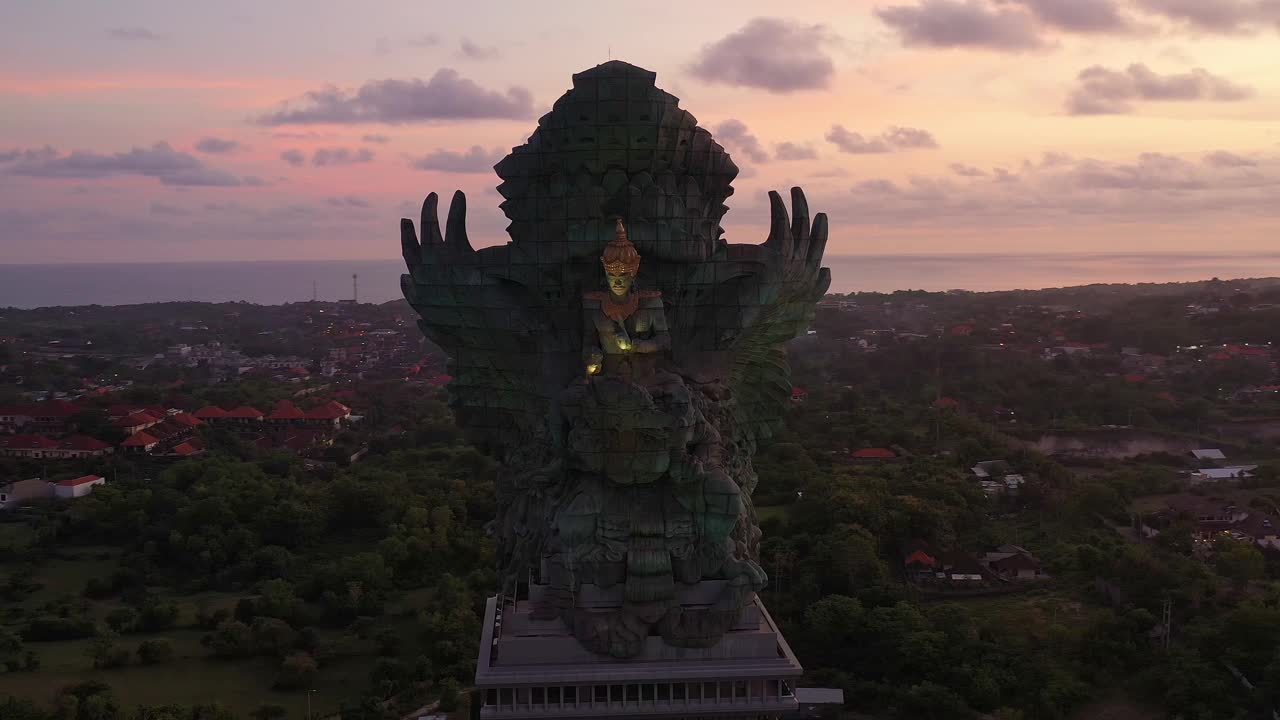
[400,60,830,659]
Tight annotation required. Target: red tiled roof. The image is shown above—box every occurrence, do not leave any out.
[269,400,306,420]
[905,550,937,567]
[171,439,205,456]
[305,400,350,419]
[58,435,110,451]
[169,412,203,427]
[120,431,159,447]
[193,406,228,419]
[851,448,897,459]
[114,411,160,428]
[57,475,103,487]
[0,434,59,449]
[225,406,265,419]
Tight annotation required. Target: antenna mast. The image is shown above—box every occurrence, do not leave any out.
[352,273,358,304]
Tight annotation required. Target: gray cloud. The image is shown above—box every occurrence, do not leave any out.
[1133,0,1280,33]
[829,150,1280,227]
[407,34,441,48]
[108,26,163,41]
[950,163,988,176]
[459,39,500,60]
[195,137,242,154]
[687,18,838,93]
[271,131,332,140]
[6,142,246,187]
[325,195,372,208]
[311,147,375,166]
[0,146,57,164]
[826,125,939,153]
[1001,0,1140,32]
[409,146,504,173]
[1204,150,1258,167]
[362,134,391,144]
[826,127,890,154]
[280,149,305,167]
[876,0,1045,49]
[854,179,901,194]
[883,126,939,148]
[775,142,818,161]
[1067,63,1254,114]
[256,69,534,125]
[149,202,191,216]
[715,120,769,164]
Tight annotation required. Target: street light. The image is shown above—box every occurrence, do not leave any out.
[307,689,316,720]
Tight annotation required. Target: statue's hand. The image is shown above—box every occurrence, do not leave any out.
[400,190,475,271]
[761,187,830,292]
[616,336,632,352]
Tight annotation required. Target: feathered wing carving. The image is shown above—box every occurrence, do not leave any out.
[668,187,830,443]
[400,191,554,449]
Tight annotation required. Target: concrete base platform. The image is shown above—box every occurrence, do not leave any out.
[474,586,803,719]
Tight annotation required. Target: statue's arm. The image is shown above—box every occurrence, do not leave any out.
[634,298,671,354]
[582,303,605,374]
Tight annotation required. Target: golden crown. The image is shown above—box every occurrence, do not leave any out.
[601,218,641,276]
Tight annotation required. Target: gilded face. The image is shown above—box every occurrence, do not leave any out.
[606,272,634,297]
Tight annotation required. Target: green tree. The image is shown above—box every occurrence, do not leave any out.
[104,608,137,633]
[251,705,288,720]
[1215,539,1265,589]
[275,652,319,690]
[0,627,26,672]
[136,639,175,665]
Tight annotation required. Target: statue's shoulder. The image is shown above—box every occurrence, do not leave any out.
[638,289,663,305]
[582,291,608,307]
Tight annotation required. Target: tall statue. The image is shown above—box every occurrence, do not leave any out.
[400,60,830,659]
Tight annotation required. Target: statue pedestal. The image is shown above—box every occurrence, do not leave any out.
[473,586,803,719]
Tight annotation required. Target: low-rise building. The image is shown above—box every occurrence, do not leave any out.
[981,545,1048,581]
[55,475,105,499]
[0,478,56,509]
[1192,466,1257,484]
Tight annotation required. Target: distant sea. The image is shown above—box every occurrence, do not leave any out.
[3,252,1280,309]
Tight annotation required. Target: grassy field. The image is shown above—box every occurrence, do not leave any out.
[0,649,374,717]
[1132,487,1280,513]
[0,546,433,717]
[755,504,790,524]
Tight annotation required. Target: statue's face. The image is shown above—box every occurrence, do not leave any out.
[606,272,634,297]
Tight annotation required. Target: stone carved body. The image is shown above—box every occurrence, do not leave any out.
[400,61,830,659]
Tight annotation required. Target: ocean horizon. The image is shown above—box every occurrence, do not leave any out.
[3,252,1280,309]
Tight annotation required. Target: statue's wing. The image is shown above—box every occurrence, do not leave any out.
[669,188,830,443]
[400,191,556,450]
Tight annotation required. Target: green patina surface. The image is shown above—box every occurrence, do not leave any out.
[400,61,830,658]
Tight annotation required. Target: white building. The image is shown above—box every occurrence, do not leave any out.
[1192,466,1257,484]
[55,475,105,499]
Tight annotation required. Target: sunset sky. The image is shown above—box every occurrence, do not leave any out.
[2,0,1278,263]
